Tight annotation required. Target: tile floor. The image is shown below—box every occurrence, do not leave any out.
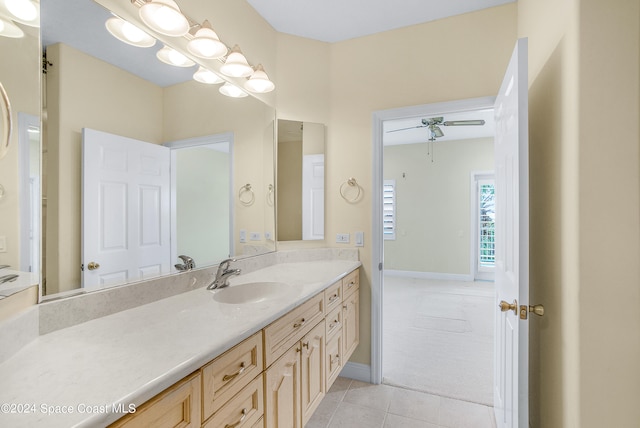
[306,377,497,428]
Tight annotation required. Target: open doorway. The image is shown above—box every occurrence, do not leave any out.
[372,97,497,407]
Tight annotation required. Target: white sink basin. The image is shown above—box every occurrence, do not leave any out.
[212,281,294,304]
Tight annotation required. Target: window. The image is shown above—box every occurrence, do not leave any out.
[478,180,495,269]
[383,179,396,240]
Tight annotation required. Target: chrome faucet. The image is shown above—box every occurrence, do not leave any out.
[175,255,196,272]
[207,258,241,290]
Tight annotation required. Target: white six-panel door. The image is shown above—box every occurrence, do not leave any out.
[302,154,325,240]
[493,38,529,428]
[82,128,171,289]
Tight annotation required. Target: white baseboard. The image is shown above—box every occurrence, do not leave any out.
[339,362,371,383]
[384,269,473,282]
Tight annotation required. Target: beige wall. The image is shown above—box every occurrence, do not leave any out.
[0,29,40,268]
[519,0,640,426]
[277,140,303,241]
[384,138,494,274]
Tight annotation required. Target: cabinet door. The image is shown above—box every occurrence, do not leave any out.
[301,321,325,426]
[325,330,343,391]
[343,290,359,362]
[109,373,200,428]
[265,345,301,428]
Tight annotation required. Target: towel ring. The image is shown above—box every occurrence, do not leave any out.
[340,177,362,203]
[267,184,274,207]
[239,183,255,206]
[0,81,12,161]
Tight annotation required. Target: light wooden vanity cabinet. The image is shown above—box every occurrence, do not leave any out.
[110,267,360,428]
[263,294,325,426]
[342,269,360,361]
[109,373,201,428]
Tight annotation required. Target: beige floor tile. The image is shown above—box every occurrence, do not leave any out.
[343,380,395,412]
[326,376,352,402]
[327,401,386,428]
[438,396,494,428]
[387,387,440,424]
[383,413,440,428]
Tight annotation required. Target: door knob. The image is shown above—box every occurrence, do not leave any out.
[499,299,518,315]
[529,304,545,317]
[87,262,100,271]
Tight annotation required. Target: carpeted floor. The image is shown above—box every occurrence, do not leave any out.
[383,276,495,406]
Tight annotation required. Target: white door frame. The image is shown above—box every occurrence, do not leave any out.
[370,96,496,384]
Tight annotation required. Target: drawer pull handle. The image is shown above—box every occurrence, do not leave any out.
[329,294,339,302]
[293,318,306,328]
[222,362,246,382]
[225,408,248,428]
[332,354,340,365]
[343,305,348,309]
[348,281,355,288]
[302,341,309,349]
[329,320,340,329]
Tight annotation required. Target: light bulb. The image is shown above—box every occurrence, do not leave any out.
[105,16,155,48]
[220,45,253,78]
[244,64,275,93]
[187,22,227,59]
[139,0,189,37]
[121,21,144,43]
[4,0,36,21]
[219,82,248,98]
[156,45,195,67]
[193,67,224,84]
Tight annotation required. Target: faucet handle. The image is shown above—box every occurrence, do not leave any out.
[219,258,237,271]
[175,255,195,271]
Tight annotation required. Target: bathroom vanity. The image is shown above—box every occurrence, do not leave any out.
[0,257,360,428]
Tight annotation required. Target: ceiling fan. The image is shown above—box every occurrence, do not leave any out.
[387,116,486,141]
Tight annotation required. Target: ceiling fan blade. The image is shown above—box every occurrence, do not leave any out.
[386,125,427,133]
[443,120,486,126]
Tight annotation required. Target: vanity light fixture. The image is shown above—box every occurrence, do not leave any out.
[139,0,189,37]
[0,16,23,38]
[193,66,224,84]
[219,82,248,98]
[105,16,156,48]
[244,64,275,93]
[156,45,195,67]
[220,45,253,78]
[4,0,36,22]
[187,20,227,59]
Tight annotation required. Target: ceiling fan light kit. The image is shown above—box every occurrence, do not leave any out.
[387,116,486,140]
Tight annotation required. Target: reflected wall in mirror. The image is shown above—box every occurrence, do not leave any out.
[0,11,40,297]
[277,119,325,241]
[40,0,276,296]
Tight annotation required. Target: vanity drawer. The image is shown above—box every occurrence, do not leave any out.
[202,375,264,428]
[342,269,359,299]
[325,305,342,340]
[324,281,342,312]
[264,292,324,367]
[109,372,201,428]
[202,331,263,421]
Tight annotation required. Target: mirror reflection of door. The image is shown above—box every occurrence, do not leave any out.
[277,120,325,241]
[18,113,41,274]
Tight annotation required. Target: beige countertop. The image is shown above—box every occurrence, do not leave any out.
[0,260,361,428]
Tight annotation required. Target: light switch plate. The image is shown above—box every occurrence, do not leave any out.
[239,230,247,243]
[250,232,261,241]
[355,231,364,247]
[336,233,350,243]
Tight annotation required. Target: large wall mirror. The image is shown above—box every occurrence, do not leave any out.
[277,119,325,241]
[34,0,276,297]
[0,4,40,297]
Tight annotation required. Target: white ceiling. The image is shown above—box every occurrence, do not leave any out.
[246,0,516,43]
